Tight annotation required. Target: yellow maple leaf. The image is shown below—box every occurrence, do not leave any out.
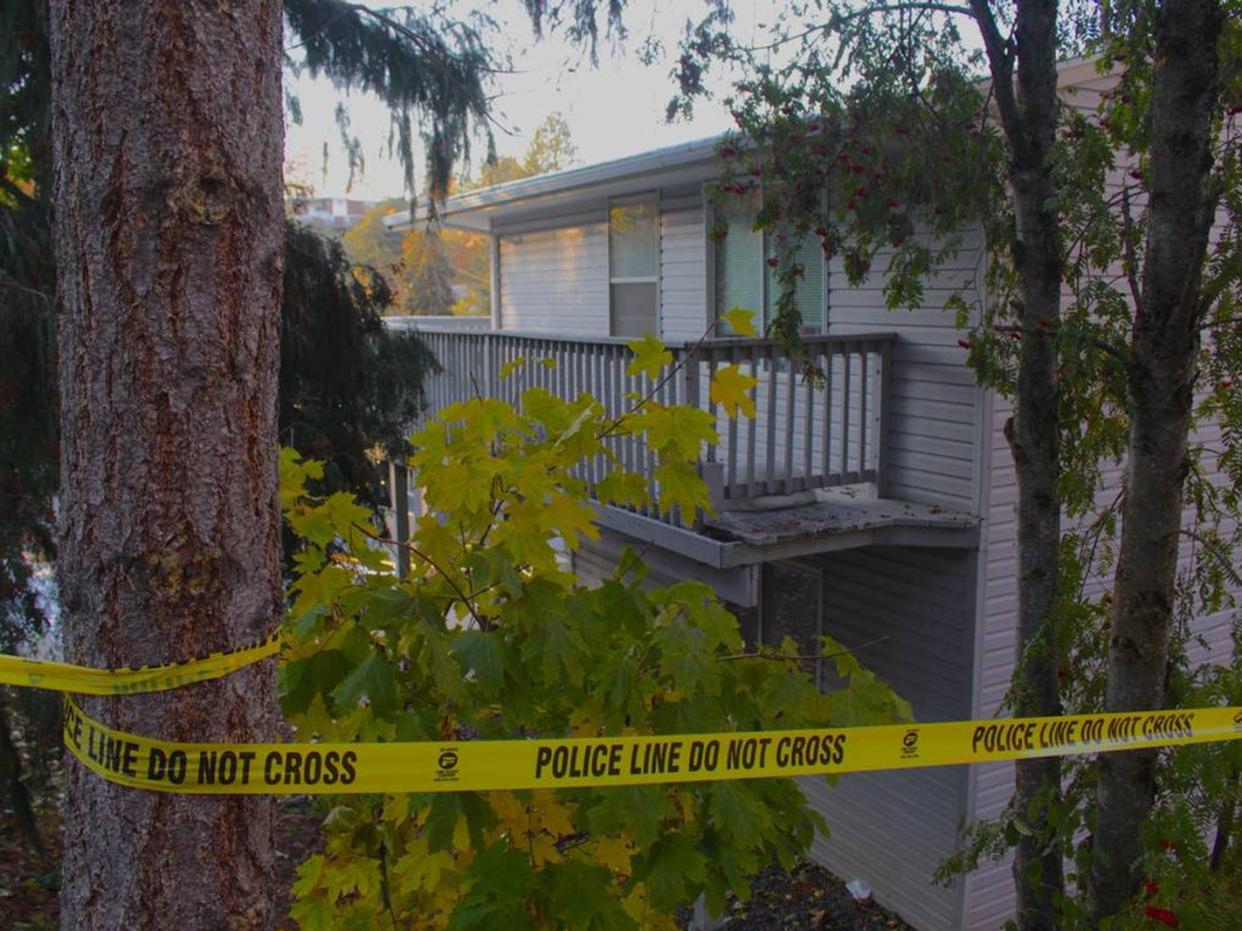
[488,790,529,835]
[622,883,681,931]
[530,790,578,839]
[720,306,758,337]
[589,834,635,876]
[709,364,758,419]
[499,356,527,379]
[528,831,562,867]
[626,333,673,378]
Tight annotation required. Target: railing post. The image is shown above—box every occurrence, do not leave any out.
[678,347,709,527]
[389,458,411,579]
[876,338,893,497]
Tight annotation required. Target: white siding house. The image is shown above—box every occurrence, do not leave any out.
[385,59,1237,931]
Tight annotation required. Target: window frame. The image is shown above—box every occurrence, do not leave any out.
[607,192,661,338]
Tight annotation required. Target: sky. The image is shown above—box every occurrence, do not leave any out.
[284,0,779,200]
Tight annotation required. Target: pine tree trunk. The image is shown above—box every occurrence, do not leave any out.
[1089,0,1222,918]
[49,3,285,928]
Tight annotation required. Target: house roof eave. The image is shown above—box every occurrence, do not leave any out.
[384,133,726,233]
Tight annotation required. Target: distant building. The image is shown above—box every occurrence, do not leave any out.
[289,196,374,232]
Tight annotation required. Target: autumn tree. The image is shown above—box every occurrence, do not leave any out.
[523,110,579,175]
[342,111,582,317]
[281,317,913,929]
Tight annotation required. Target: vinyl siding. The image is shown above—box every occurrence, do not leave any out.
[660,195,709,341]
[497,208,610,334]
[827,224,987,513]
[790,547,975,931]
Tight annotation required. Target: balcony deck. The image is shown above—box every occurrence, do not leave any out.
[387,319,978,563]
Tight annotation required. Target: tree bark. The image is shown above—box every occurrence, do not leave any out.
[1089,0,1223,919]
[972,1,1065,926]
[49,3,285,929]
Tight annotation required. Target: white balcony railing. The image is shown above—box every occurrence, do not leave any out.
[402,325,894,528]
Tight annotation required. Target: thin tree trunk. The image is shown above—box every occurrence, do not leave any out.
[1090,0,1223,918]
[0,694,43,857]
[972,1,1066,926]
[49,3,285,929]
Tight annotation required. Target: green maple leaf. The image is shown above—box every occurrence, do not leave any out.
[417,620,468,704]
[280,448,324,508]
[292,854,327,899]
[521,613,587,687]
[545,861,633,930]
[330,651,399,715]
[279,649,352,716]
[290,893,336,931]
[594,469,650,508]
[626,333,672,378]
[521,386,572,432]
[499,355,527,379]
[636,404,717,457]
[706,781,774,843]
[448,843,539,931]
[654,619,719,694]
[720,306,758,337]
[654,461,710,517]
[325,857,380,900]
[709,364,758,419]
[585,785,675,850]
[322,492,375,540]
[634,832,709,910]
[451,631,505,690]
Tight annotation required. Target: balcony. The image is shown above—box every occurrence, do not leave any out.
[388,319,977,572]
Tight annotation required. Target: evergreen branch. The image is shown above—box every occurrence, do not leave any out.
[344,3,517,75]
[1197,315,1242,332]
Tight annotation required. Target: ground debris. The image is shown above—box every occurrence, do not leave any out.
[708,861,913,930]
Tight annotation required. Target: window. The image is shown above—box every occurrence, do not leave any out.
[714,191,762,327]
[714,189,826,335]
[609,197,658,338]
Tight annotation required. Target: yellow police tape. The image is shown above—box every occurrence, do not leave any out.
[61,698,1242,795]
[0,634,280,695]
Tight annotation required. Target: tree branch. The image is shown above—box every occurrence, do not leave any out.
[1120,185,1144,315]
[597,314,732,442]
[718,635,889,662]
[967,0,1021,141]
[744,3,975,53]
[351,521,487,628]
[1176,529,1242,587]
